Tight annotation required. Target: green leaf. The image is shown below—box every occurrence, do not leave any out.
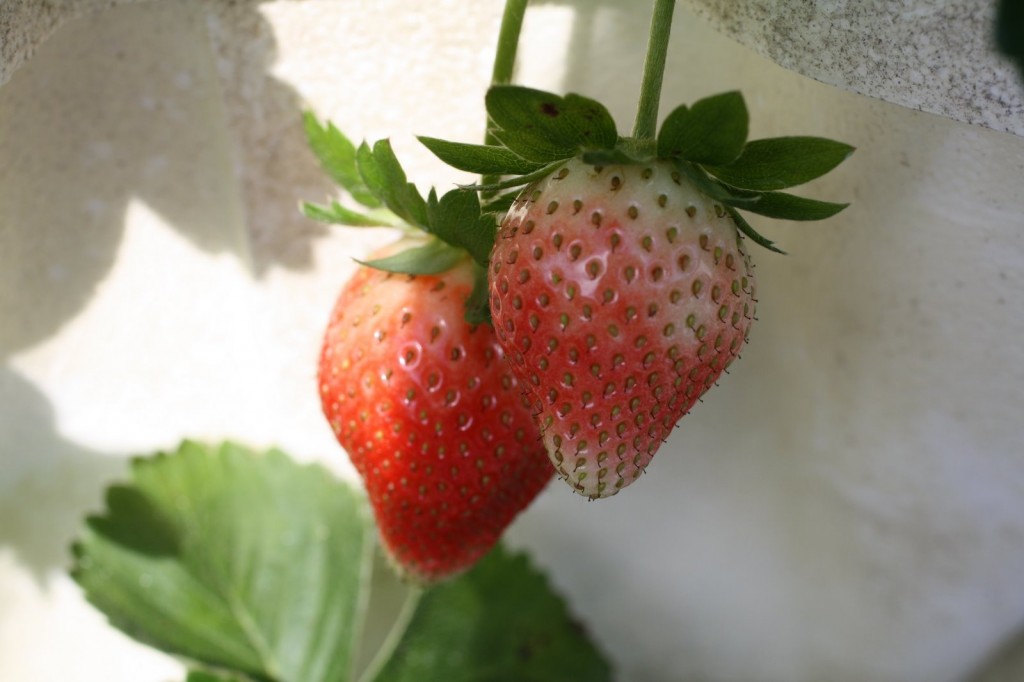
[657,91,749,165]
[486,86,617,162]
[418,137,545,176]
[482,191,521,214]
[463,260,493,327]
[729,190,850,221]
[357,141,389,200]
[185,671,248,682]
[562,93,619,149]
[369,546,612,682]
[462,160,567,193]
[356,140,429,230]
[727,207,785,254]
[371,140,430,229]
[705,136,854,190]
[580,146,646,166]
[358,238,467,275]
[301,201,398,228]
[303,112,381,208]
[673,160,761,208]
[426,189,494,266]
[71,442,374,682]
[73,444,612,682]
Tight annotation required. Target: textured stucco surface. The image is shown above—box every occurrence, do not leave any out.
[682,0,1024,136]
[2,1,1024,681]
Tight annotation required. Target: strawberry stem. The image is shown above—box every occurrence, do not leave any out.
[482,0,529,193]
[356,586,424,682]
[632,0,676,141]
[489,0,529,92]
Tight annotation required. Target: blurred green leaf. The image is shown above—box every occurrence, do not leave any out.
[185,671,250,682]
[303,112,381,208]
[369,547,612,682]
[73,444,612,682]
[72,442,374,682]
[301,201,398,228]
[356,140,429,229]
[358,238,467,275]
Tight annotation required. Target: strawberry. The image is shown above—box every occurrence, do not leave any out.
[419,85,851,499]
[489,158,755,498]
[303,115,553,582]
[318,248,551,582]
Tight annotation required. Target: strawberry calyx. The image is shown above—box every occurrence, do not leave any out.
[302,112,495,323]
[418,84,854,254]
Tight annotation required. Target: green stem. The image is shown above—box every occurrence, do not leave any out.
[632,0,676,141]
[482,0,529,191]
[490,0,528,91]
[357,586,424,682]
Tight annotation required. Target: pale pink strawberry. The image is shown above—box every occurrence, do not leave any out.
[489,158,756,498]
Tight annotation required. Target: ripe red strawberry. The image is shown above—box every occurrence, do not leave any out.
[489,158,756,498]
[318,249,552,582]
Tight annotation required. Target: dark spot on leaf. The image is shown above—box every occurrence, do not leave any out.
[540,102,560,117]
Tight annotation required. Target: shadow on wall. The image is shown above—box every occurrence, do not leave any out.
[970,623,1024,682]
[0,0,337,359]
[0,368,125,581]
[0,0,340,578]
[532,0,648,126]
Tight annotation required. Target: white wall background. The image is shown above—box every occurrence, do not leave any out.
[2,1,1023,681]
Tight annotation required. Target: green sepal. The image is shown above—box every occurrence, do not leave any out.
[580,141,653,166]
[461,160,567,193]
[673,160,761,209]
[727,189,850,221]
[303,112,381,208]
[357,238,467,275]
[727,207,786,254]
[482,191,521,214]
[301,201,398,228]
[705,136,855,191]
[417,137,545,176]
[657,91,749,166]
[463,262,493,327]
[485,86,618,162]
[425,189,494,266]
[357,140,430,229]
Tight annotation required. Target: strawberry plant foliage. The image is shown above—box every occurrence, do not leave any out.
[302,118,495,283]
[71,442,610,682]
[372,547,611,682]
[424,84,853,253]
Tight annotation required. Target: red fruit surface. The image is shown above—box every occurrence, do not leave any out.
[490,158,757,499]
[318,254,551,583]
